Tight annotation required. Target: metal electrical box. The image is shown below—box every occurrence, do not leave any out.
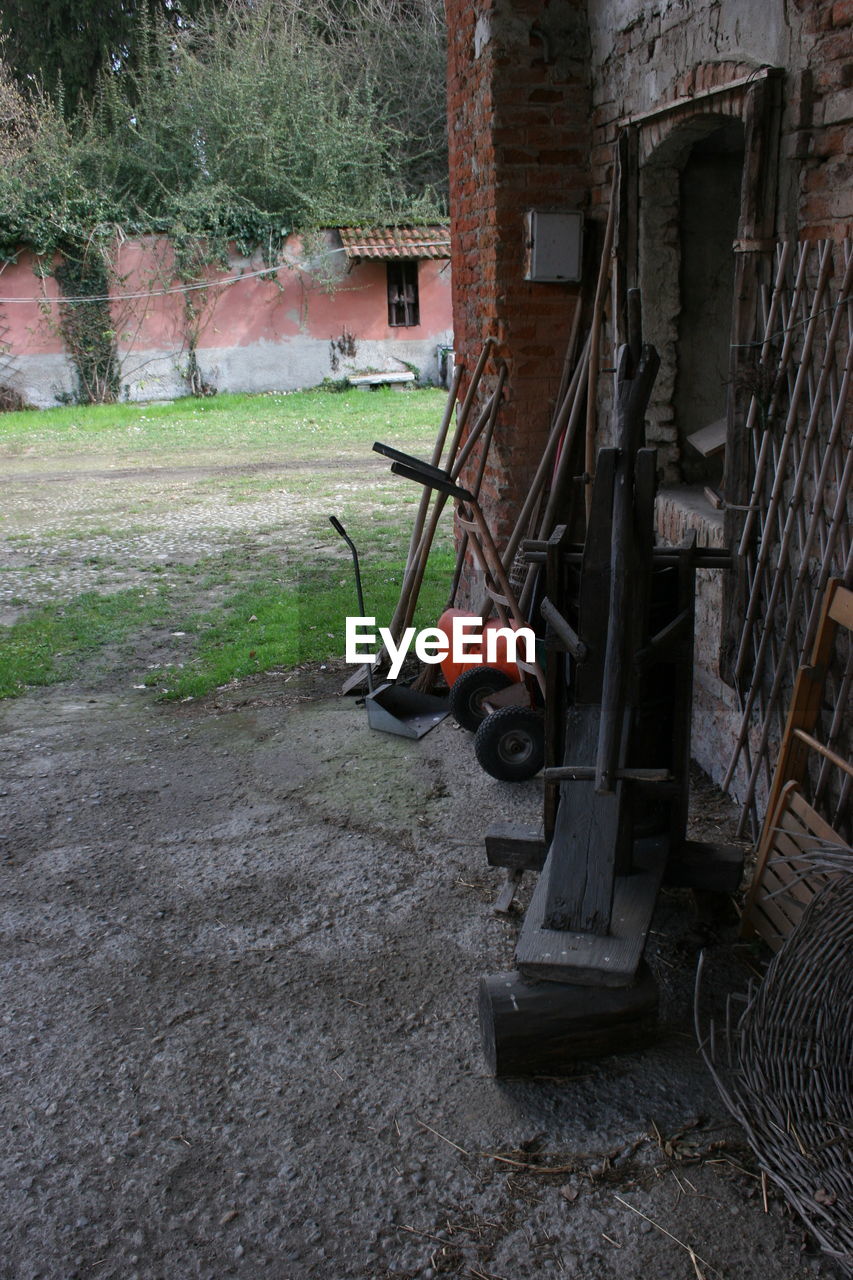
[523,210,583,283]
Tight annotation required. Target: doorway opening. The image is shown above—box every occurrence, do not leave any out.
[638,114,745,486]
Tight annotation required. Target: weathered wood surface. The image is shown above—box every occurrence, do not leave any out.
[515,837,668,986]
[742,782,846,951]
[479,961,658,1076]
[595,345,660,792]
[485,823,546,871]
[541,704,628,934]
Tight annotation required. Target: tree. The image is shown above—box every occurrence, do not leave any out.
[0,0,205,111]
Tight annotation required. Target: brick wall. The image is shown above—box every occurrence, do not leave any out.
[794,0,853,236]
[446,0,591,546]
[445,0,851,547]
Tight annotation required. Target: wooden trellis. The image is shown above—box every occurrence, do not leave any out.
[723,237,852,839]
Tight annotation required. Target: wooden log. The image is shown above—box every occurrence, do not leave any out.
[479,962,659,1076]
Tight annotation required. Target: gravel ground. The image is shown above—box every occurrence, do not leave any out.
[0,443,845,1279]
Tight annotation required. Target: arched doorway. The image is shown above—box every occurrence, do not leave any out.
[638,114,746,488]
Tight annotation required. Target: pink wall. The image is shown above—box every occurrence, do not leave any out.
[0,233,453,403]
[0,251,67,355]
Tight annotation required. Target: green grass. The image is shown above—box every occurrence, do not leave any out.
[0,387,447,465]
[0,549,455,701]
[0,387,458,699]
[0,588,172,698]
[150,551,455,700]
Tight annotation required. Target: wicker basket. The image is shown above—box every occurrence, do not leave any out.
[697,858,853,1274]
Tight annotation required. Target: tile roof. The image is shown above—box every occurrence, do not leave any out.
[338,225,451,260]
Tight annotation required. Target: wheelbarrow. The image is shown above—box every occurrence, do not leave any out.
[329,516,449,739]
[370,445,547,779]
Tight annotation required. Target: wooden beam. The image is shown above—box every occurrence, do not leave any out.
[485,823,546,871]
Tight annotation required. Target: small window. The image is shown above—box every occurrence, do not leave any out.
[387,261,419,327]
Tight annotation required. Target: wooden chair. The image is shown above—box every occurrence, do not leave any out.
[741,579,853,948]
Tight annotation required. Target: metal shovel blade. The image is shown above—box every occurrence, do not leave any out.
[365,682,449,740]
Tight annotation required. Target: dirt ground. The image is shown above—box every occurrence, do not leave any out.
[0,447,846,1279]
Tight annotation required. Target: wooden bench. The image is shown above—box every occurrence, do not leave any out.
[348,371,415,391]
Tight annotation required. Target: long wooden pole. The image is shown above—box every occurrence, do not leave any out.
[447,364,506,608]
[517,343,591,617]
[584,179,617,523]
[385,340,494,644]
[400,383,502,634]
[402,361,463,576]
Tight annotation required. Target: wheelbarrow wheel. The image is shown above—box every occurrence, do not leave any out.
[449,665,515,732]
[474,706,545,782]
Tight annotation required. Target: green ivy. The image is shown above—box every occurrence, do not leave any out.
[53,250,119,404]
[0,1,447,403]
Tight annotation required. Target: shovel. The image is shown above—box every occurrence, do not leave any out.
[329,516,449,739]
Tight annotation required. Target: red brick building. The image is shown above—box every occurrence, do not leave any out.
[445,0,851,810]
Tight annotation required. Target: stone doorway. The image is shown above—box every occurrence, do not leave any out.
[638,114,746,486]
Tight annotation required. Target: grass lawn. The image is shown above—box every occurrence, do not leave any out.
[0,387,457,699]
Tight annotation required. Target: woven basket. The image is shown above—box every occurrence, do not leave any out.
[697,858,853,1274]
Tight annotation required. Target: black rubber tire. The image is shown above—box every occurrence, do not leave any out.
[474,706,545,782]
[449,665,516,732]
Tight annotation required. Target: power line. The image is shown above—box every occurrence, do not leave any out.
[0,248,344,305]
[0,238,452,306]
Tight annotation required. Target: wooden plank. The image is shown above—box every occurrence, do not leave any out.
[772,828,825,865]
[762,860,820,909]
[742,779,845,946]
[485,823,546,871]
[541,704,626,933]
[478,961,658,1076]
[686,418,727,457]
[752,888,806,947]
[595,345,660,792]
[787,789,844,843]
[492,869,523,916]
[515,837,668,987]
[828,583,853,630]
